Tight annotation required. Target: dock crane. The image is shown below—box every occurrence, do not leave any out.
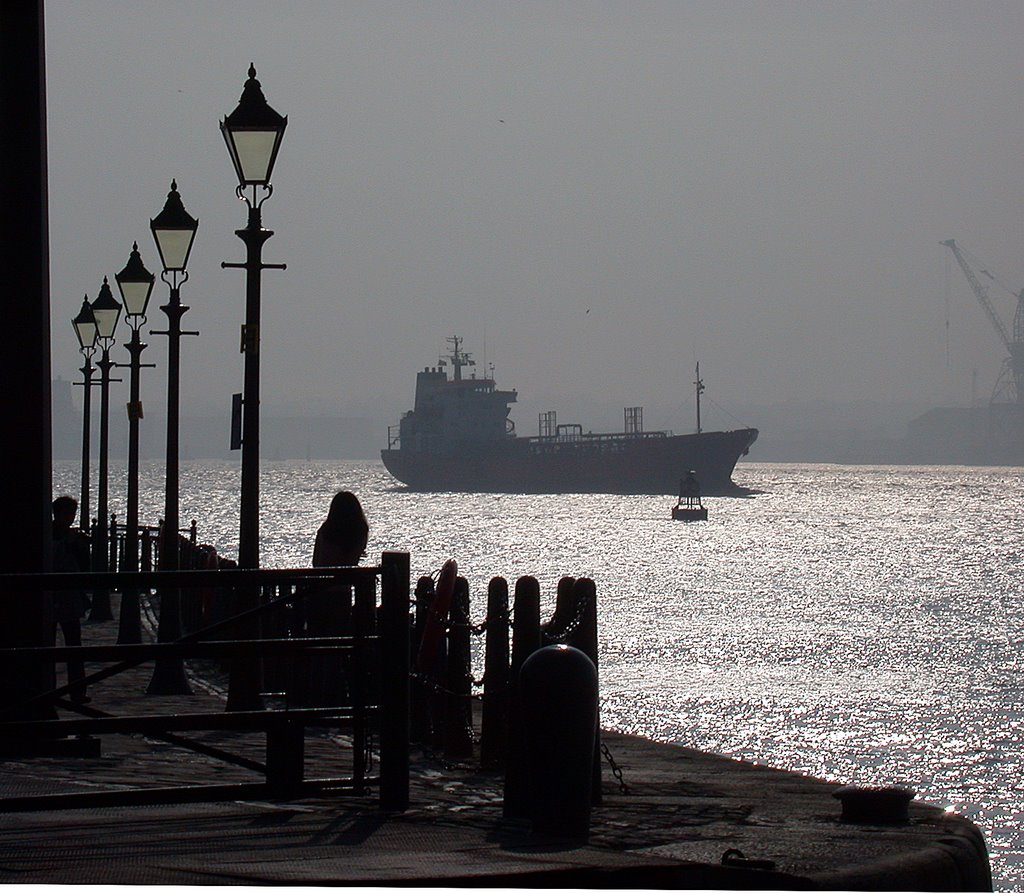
[940,239,1024,406]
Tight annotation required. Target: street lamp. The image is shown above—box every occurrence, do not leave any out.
[221,63,287,571]
[114,242,155,645]
[71,298,98,535]
[147,180,198,696]
[221,63,287,711]
[88,278,121,622]
[221,63,287,193]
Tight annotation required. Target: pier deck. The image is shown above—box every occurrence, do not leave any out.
[0,612,990,888]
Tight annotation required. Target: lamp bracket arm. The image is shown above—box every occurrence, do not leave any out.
[113,361,157,370]
[237,183,273,210]
[220,261,287,271]
[160,269,190,289]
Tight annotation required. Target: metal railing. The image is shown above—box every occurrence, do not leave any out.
[0,553,410,812]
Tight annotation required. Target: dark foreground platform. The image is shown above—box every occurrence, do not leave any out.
[0,731,991,887]
[0,618,991,888]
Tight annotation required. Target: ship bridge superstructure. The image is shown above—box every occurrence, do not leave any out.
[394,337,517,452]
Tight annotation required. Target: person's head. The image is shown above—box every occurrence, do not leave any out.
[52,495,78,529]
[321,491,369,564]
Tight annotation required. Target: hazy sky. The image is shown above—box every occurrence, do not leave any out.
[46,0,1024,438]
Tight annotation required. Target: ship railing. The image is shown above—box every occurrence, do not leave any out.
[528,428,671,450]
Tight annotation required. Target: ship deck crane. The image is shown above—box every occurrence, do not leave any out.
[941,239,1024,405]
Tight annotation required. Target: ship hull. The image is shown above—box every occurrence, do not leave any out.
[381,428,758,495]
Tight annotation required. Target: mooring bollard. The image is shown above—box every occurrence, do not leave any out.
[520,644,599,840]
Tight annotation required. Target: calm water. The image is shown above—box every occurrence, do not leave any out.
[55,459,1024,890]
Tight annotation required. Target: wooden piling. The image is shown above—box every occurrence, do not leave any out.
[481,576,509,770]
[410,575,434,744]
[542,575,576,641]
[444,576,474,760]
[503,575,541,818]
[567,577,601,806]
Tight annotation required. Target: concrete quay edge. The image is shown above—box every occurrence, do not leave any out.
[0,723,992,889]
[0,609,993,889]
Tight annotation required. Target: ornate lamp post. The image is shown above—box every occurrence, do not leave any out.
[114,242,155,644]
[221,63,287,572]
[71,299,98,535]
[88,278,121,622]
[221,65,287,712]
[147,180,198,695]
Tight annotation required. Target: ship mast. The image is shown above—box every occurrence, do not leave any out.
[445,334,475,382]
[694,363,705,434]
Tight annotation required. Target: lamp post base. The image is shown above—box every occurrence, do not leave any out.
[145,587,192,696]
[147,658,193,696]
[116,589,142,645]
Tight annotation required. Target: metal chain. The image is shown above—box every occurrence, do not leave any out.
[542,586,590,644]
[410,670,493,700]
[410,676,480,750]
[409,599,511,638]
[601,740,629,794]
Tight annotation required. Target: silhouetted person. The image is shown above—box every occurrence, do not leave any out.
[51,496,91,703]
[313,490,369,568]
[303,491,370,705]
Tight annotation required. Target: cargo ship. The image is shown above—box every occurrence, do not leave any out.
[381,337,758,495]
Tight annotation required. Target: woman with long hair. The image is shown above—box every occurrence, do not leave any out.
[303,491,369,706]
[312,490,368,567]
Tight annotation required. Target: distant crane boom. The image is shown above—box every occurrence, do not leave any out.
[941,238,1024,406]
[941,239,1012,350]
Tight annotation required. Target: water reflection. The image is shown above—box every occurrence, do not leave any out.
[55,459,1024,891]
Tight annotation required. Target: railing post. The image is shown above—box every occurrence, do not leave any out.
[503,575,541,819]
[380,551,410,811]
[351,573,377,795]
[266,714,304,799]
[481,576,509,770]
[108,514,119,573]
[141,527,152,573]
[87,515,114,622]
[444,576,473,760]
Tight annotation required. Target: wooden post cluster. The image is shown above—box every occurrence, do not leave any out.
[407,570,599,809]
